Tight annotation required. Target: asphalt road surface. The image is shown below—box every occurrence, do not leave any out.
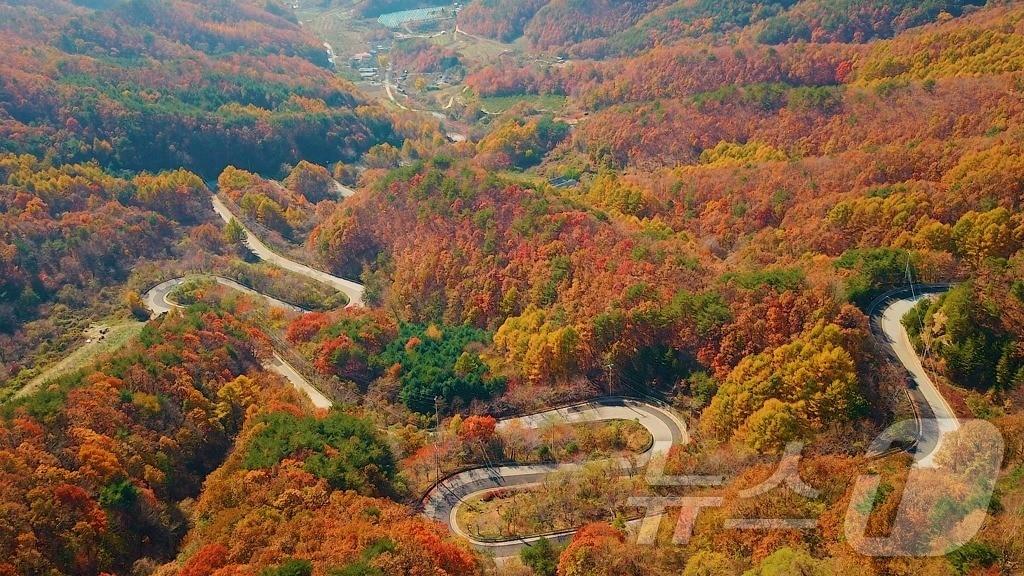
[423,289,963,556]
[143,275,332,410]
[877,291,960,467]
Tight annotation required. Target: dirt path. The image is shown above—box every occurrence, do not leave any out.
[14,320,144,400]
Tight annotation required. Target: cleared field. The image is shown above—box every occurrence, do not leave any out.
[296,5,378,61]
[443,28,517,62]
[8,319,144,402]
[378,6,454,28]
[479,94,567,114]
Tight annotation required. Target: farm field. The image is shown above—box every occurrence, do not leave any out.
[480,94,567,114]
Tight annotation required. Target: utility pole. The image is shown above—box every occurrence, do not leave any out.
[604,359,615,395]
[906,255,917,302]
[433,395,442,484]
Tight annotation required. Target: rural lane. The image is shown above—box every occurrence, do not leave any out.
[143,193,364,409]
[423,289,962,556]
[143,274,333,410]
[143,275,305,317]
[148,193,960,553]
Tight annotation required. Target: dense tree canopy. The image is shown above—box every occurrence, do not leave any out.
[0,154,200,334]
[0,309,264,574]
[700,322,865,451]
[243,410,395,494]
[0,0,397,177]
[5,0,1024,574]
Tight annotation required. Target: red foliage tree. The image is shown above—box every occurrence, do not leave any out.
[178,544,229,576]
[458,415,497,443]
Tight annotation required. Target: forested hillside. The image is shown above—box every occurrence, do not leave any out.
[0,305,478,575]
[458,0,987,54]
[0,1,479,573]
[0,155,201,333]
[4,0,1024,574]
[0,0,404,389]
[0,0,395,177]
[1,309,264,573]
[315,1,1024,572]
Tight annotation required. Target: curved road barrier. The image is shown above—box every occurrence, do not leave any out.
[149,194,963,554]
[422,287,963,556]
[143,276,306,317]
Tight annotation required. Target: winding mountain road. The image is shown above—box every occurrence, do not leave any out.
[871,287,960,467]
[143,275,306,317]
[421,398,687,557]
[265,352,333,410]
[141,194,359,409]
[422,288,960,557]
[143,274,333,410]
[151,192,958,554]
[210,195,365,308]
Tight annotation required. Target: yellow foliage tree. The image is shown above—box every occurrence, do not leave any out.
[494,306,581,383]
[951,208,1024,263]
[582,172,650,217]
[700,323,860,452]
[698,140,788,167]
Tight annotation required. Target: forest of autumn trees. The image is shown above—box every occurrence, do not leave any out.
[456,0,548,43]
[391,39,462,74]
[0,0,397,178]
[0,0,414,383]
[298,2,1024,573]
[0,155,199,332]
[303,158,886,433]
[458,0,988,55]
[5,0,1024,574]
[0,0,484,572]
[0,309,264,574]
[0,304,479,575]
[157,378,479,576]
[0,153,218,387]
